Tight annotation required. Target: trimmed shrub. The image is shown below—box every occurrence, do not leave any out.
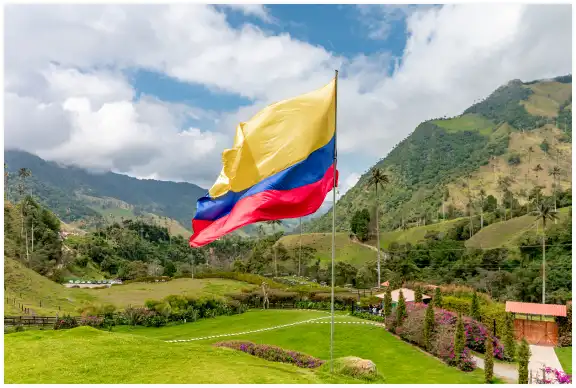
[423,302,435,351]
[79,316,104,328]
[503,313,516,361]
[383,287,392,317]
[415,286,423,303]
[454,313,465,363]
[518,338,530,384]
[214,340,324,368]
[395,290,407,328]
[433,287,443,307]
[470,293,481,321]
[485,336,494,383]
[442,296,471,314]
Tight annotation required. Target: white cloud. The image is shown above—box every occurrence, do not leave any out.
[220,4,274,23]
[4,4,572,191]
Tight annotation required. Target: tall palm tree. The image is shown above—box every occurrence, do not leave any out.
[527,146,534,171]
[17,168,32,262]
[266,219,283,277]
[531,202,558,304]
[367,168,389,288]
[533,164,544,205]
[478,188,486,229]
[497,176,511,221]
[549,166,561,213]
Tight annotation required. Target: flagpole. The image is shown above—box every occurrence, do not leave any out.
[330,69,338,374]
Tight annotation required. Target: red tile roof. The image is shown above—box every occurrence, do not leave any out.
[505,301,567,317]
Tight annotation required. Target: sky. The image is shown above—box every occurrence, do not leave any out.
[4,3,573,201]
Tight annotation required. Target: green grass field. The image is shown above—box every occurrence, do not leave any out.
[90,278,255,307]
[4,258,254,315]
[555,347,572,375]
[432,114,495,136]
[376,217,466,249]
[279,233,376,266]
[466,207,571,249]
[5,310,485,384]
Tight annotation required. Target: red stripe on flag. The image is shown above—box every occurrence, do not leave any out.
[190,165,338,247]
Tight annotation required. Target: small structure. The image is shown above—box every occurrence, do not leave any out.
[380,281,390,287]
[505,301,567,346]
[374,288,431,307]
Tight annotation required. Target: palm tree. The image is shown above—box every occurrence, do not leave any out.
[478,188,486,229]
[549,166,561,213]
[367,168,389,288]
[497,176,511,221]
[531,202,558,304]
[17,168,32,262]
[533,164,544,205]
[266,219,283,277]
[527,146,534,171]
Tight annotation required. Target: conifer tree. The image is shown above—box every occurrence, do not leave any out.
[433,287,443,307]
[518,338,531,384]
[470,292,481,320]
[485,336,494,383]
[423,301,435,351]
[503,313,516,361]
[415,286,423,303]
[454,313,466,363]
[395,289,407,328]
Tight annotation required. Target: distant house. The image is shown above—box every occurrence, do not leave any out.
[375,288,432,307]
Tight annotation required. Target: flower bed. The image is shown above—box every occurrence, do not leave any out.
[214,340,324,368]
[385,302,508,372]
[535,367,572,384]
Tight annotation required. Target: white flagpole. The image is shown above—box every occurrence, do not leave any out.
[330,69,338,373]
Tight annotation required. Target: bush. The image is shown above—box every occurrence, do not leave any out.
[350,311,385,323]
[54,315,78,330]
[454,314,466,363]
[442,296,471,314]
[485,336,494,383]
[503,313,516,360]
[518,338,530,384]
[79,316,104,328]
[214,341,324,368]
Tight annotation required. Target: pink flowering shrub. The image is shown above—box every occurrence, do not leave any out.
[79,316,104,328]
[464,319,506,360]
[214,341,324,368]
[535,367,572,384]
[53,315,78,330]
[386,302,509,371]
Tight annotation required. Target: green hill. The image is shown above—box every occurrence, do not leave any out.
[4,150,206,230]
[308,75,572,234]
[466,206,571,249]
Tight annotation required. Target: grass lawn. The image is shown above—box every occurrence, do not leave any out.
[88,278,256,308]
[114,309,334,340]
[555,347,572,374]
[5,310,486,384]
[5,257,255,315]
[4,327,324,384]
[123,310,484,384]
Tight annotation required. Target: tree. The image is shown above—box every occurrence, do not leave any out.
[478,188,486,229]
[350,209,370,242]
[266,219,283,276]
[539,139,549,153]
[414,286,423,303]
[503,313,516,361]
[470,292,481,320]
[395,289,407,328]
[517,338,531,384]
[527,146,534,169]
[163,260,177,277]
[531,202,558,303]
[454,313,466,363]
[367,168,389,288]
[383,286,392,317]
[485,336,494,383]
[549,166,561,212]
[532,164,544,205]
[423,301,435,351]
[433,287,443,307]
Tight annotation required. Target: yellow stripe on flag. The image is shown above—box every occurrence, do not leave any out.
[208,78,336,198]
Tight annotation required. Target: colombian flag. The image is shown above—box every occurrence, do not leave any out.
[189,78,338,247]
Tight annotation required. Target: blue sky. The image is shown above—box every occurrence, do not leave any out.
[130,5,410,113]
[5,4,572,194]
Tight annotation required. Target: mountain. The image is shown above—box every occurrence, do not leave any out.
[308,75,572,232]
[4,150,206,232]
[4,150,331,237]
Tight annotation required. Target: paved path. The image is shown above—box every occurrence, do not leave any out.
[472,355,518,382]
[166,316,384,343]
[529,345,564,381]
